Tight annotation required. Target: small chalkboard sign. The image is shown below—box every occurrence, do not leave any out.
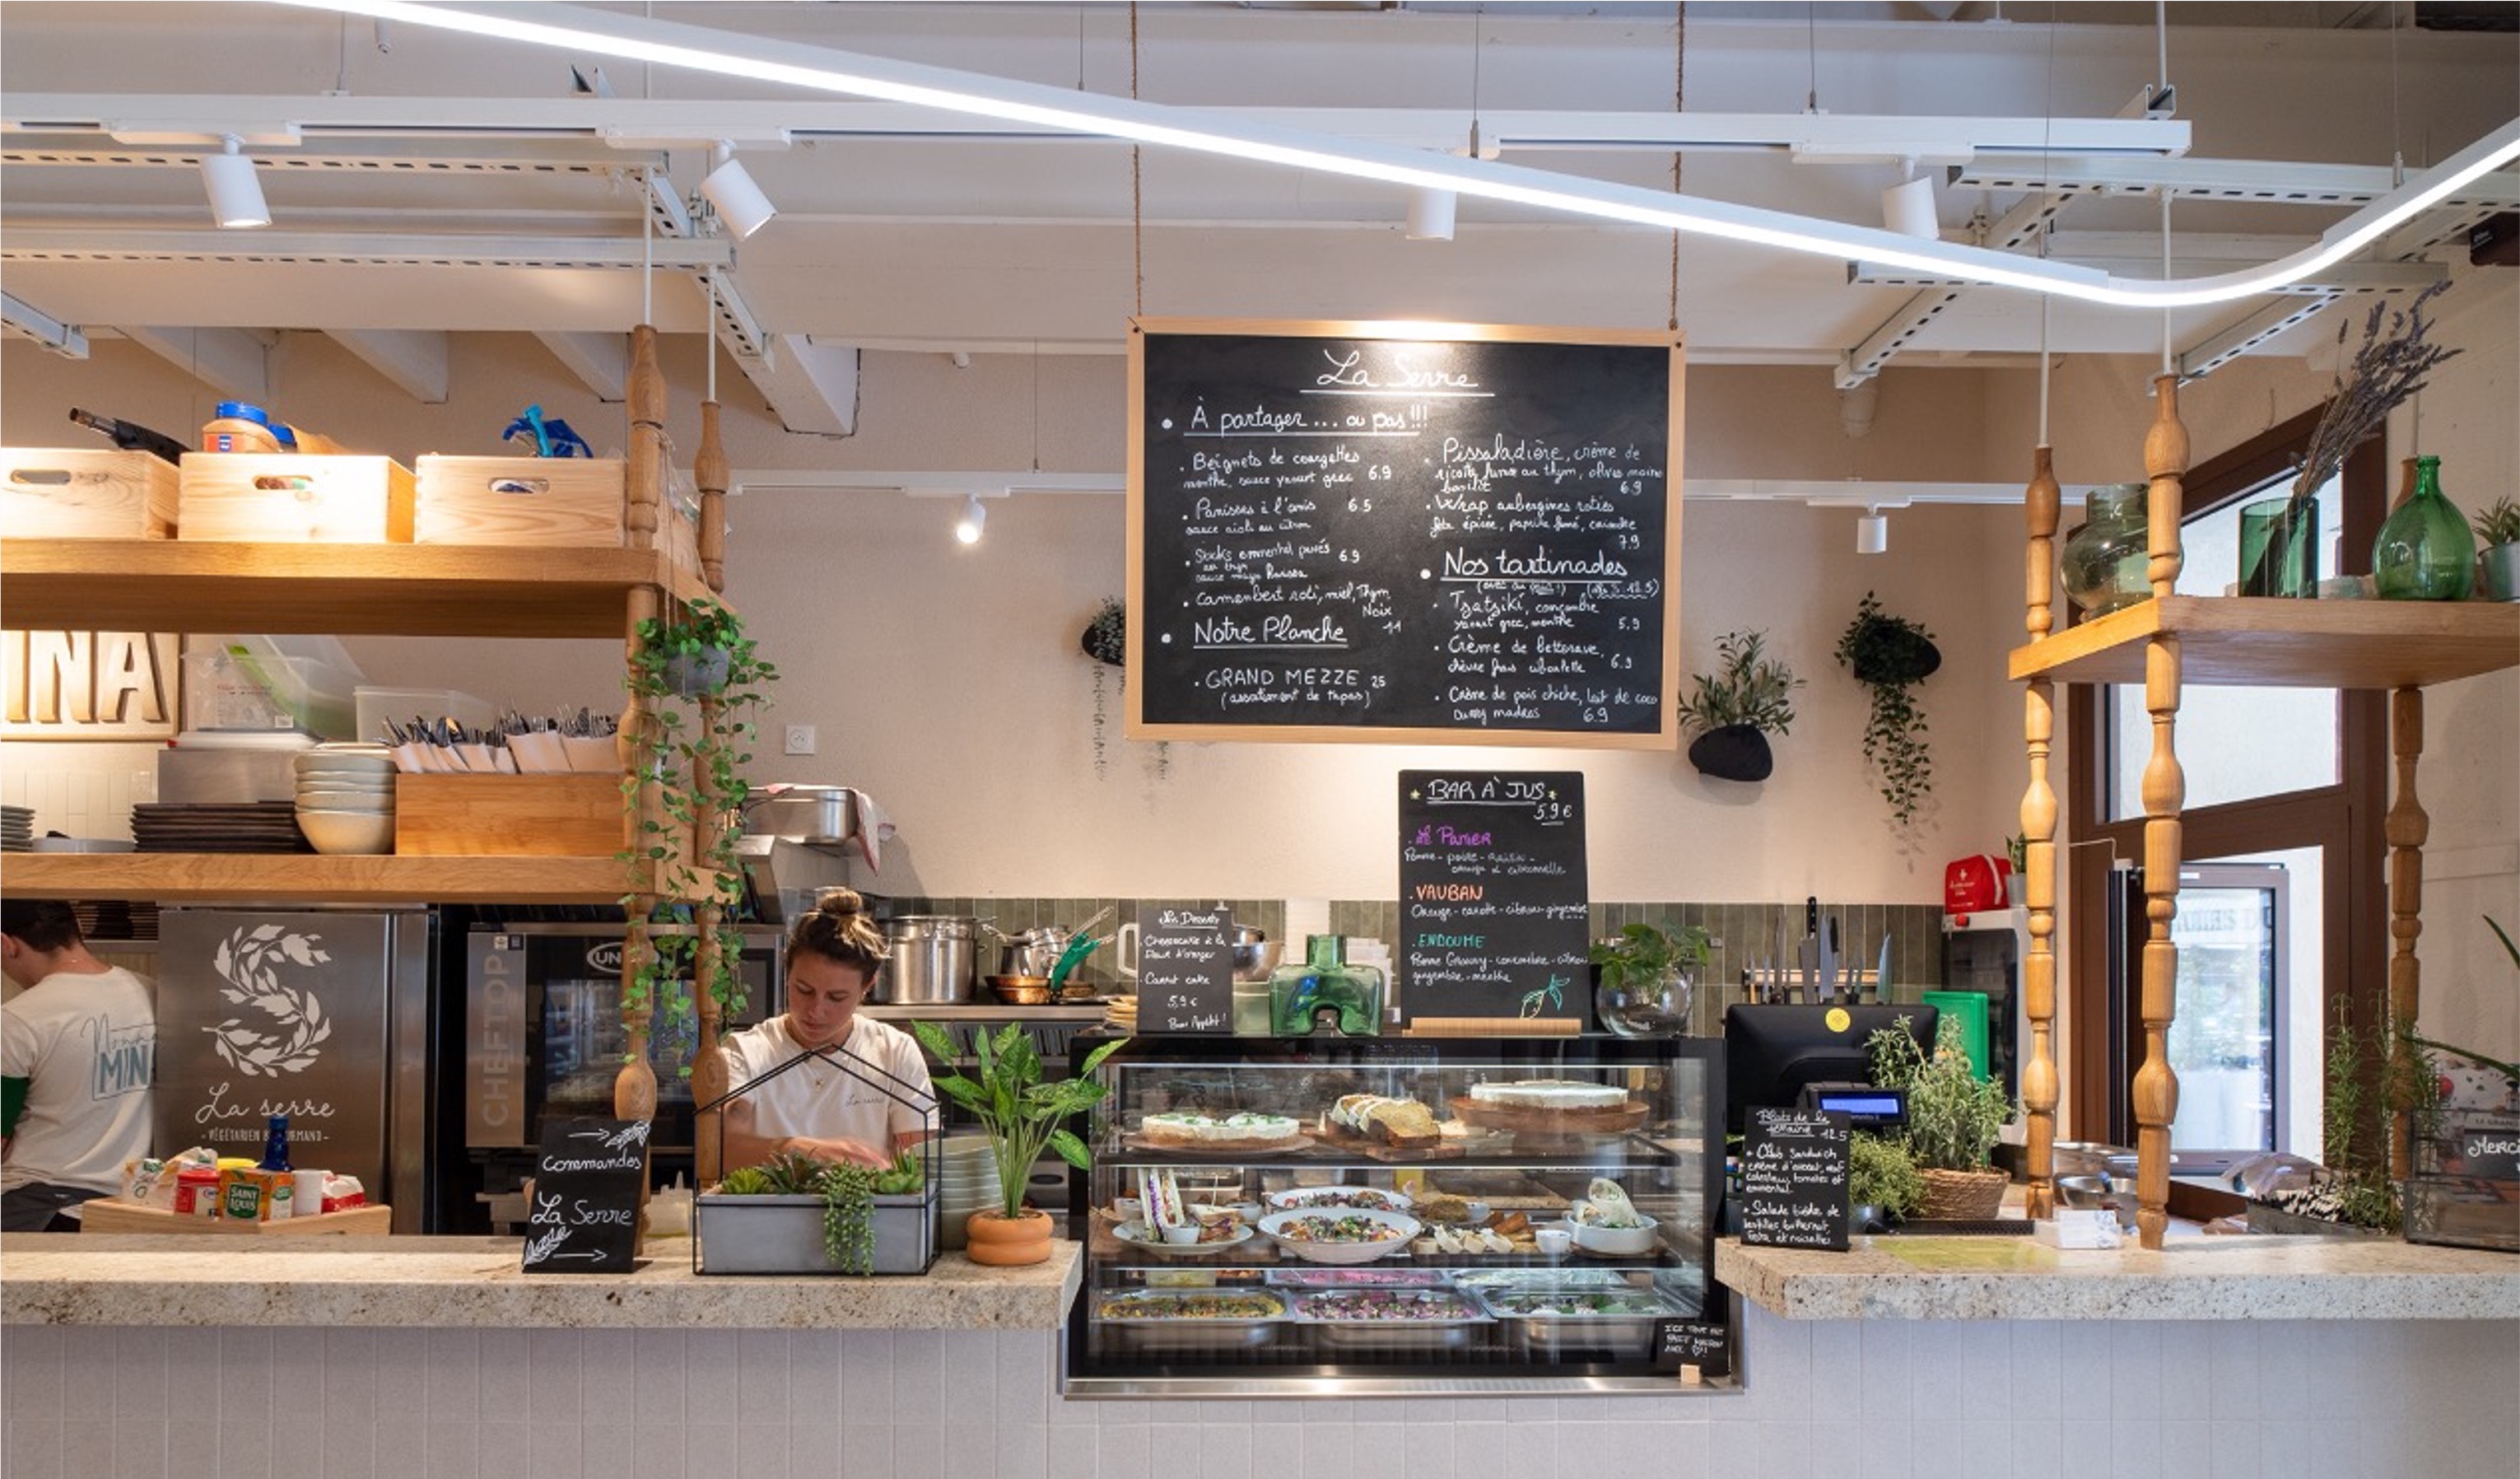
[1398,769,1590,1023]
[521,1117,650,1272]
[1738,1108,1851,1252]
[1653,1318,1731,1377]
[1133,905,1234,1033]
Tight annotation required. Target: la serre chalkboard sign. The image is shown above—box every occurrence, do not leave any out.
[1398,769,1590,1023]
[1129,320,1682,747]
[1132,904,1233,1034]
[1738,1108,1851,1252]
[521,1117,649,1272]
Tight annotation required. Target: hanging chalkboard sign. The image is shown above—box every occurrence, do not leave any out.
[1131,904,1234,1034]
[1738,1108,1851,1252]
[1397,769,1590,1023]
[1129,320,1682,747]
[1653,1318,1731,1377]
[520,1117,650,1272]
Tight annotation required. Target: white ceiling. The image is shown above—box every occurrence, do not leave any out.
[3,2,2514,411]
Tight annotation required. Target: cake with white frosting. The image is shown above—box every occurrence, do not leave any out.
[1141,1111,1302,1146]
[1466,1080,1630,1112]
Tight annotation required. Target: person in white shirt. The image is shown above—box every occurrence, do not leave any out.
[720,889,934,1170]
[2,898,156,1232]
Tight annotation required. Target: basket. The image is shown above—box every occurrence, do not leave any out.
[1917,1166,2010,1220]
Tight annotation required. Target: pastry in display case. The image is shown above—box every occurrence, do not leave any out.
[1064,1037,1725,1397]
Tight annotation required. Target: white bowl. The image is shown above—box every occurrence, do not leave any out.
[1567,1215,1660,1257]
[296,769,397,786]
[295,807,396,856]
[294,790,395,811]
[1256,1206,1421,1266]
[295,752,395,776]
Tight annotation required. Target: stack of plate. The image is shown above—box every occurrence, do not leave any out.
[1,805,31,852]
[936,1135,999,1252]
[130,802,309,853]
[294,744,397,856]
[1102,993,1139,1033]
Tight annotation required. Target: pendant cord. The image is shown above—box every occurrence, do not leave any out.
[642,167,654,325]
[1130,2,1143,320]
[1668,2,1684,334]
[2038,2,2055,446]
[706,268,716,403]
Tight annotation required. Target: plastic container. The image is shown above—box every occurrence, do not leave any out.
[184,648,357,738]
[354,686,496,745]
[201,401,286,455]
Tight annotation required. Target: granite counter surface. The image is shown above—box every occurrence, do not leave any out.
[0,1235,1083,1330]
[1716,1234,2520,1321]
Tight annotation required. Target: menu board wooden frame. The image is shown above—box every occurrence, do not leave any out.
[1126,317,1684,748]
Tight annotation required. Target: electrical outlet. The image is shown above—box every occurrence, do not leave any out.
[783,724,817,756]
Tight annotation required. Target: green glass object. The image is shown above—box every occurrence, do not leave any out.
[2060,482,2154,616]
[1269,934,1384,1037]
[2373,455,2475,601]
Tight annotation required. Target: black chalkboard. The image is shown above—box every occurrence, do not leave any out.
[1130,320,1680,746]
[1132,905,1233,1034]
[1738,1108,1851,1252]
[1398,769,1590,1023]
[1653,1318,1731,1376]
[521,1117,650,1272]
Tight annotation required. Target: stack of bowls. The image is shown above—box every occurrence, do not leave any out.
[293,744,398,856]
[936,1135,999,1251]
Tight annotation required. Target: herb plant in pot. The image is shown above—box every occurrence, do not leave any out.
[1868,1015,2014,1220]
[1835,593,1938,827]
[2472,495,2520,603]
[705,1148,932,1275]
[1588,921,1712,1038]
[1675,628,1802,783]
[911,1019,1128,1265]
[1848,1131,1924,1234]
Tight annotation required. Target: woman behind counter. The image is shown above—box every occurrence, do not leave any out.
[719,889,935,1170]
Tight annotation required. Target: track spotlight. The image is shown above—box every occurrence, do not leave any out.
[1881,166,1938,240]
[701,141,776,239]
[954,494,987,545]
[1856,507,1889,555]
[1405,185,1456,241]
[200,135,271,230]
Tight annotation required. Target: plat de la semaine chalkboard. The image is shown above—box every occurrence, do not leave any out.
[1129,320,1683,747]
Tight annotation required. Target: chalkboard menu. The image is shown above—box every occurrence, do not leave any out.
[1130,320,1681,746]
[1133,905,1233,1033]
[1398,769,1590,1022]
[521,1117,650,1272]
[1653,1318,1731,1377]
[1738,1108,1851,1252]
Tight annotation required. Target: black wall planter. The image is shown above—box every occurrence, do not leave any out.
[1687,724,1774,783]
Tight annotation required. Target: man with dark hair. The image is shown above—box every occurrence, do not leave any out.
[2,898,156,1231]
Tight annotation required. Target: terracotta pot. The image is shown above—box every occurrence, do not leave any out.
[963,1207,1054,1266]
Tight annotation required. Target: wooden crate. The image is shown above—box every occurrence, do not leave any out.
[415,455,627,548]
[77,1198,394,1235]
[394,772,623,857]
[178,454,416,543]
[2,448,180,537]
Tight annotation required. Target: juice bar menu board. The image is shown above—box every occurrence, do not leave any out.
[1398,769,1590,1022]
[1129,320,1682,746]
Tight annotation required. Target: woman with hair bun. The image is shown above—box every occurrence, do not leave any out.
[719,889,934,1169]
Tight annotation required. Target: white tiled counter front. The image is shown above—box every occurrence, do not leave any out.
[1716,1234,2520,1321]
[0,1235,1081,1330]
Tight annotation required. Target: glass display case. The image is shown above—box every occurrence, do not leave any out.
[1064,1036,1726,1397]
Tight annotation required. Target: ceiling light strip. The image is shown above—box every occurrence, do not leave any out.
[277,0,2520,312]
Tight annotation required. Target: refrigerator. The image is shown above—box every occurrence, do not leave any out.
[2103,862,2291,1173]
[152,908,437,1234]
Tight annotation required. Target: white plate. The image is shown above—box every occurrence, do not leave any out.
[1111,1221,1259,1259]
[1262,1185,1414,1215]
[1256,1206,1423,1266]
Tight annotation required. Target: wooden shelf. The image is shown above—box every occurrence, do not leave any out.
[0,539,712,638]
[1,852,634,905]
[2009,595,2520,688]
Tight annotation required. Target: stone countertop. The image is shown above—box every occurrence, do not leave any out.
[1716,1234,2520,1322]
[0,1235,1083,1330]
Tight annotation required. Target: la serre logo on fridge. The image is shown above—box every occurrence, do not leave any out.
[205,922,335,1077]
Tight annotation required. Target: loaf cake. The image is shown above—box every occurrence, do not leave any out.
[1321,1094,1441,1148]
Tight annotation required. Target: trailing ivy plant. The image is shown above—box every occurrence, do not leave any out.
[1835,592,1938,827]
[621,596,779,1022]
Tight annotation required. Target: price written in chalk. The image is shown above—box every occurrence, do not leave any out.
[1739,1108,1851,1253]
[1133,904,1234,1034]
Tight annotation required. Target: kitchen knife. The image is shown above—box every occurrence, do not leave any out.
[1798,897,1819,1003]
[1819,915,1840,1003]
[1875,933,1893,1004]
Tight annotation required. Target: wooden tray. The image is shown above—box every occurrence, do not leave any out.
[1124,1131,1315,1159]
[78,1198,392,1235]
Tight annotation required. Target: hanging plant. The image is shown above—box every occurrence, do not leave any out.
[1834,592,1937,827]
[1082,597,1124,780]
[1675,628,1801,783]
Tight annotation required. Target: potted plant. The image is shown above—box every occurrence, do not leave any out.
[1675,628,1801,782]
[2471,495,2520,602]
[911,1019,1129,1265]
[1867,1015,2013,1220]
[1849,1131,1924,1234]
[1834,593,1939,827]
[1587,921,1712,1038]
[699,1148,934,1275]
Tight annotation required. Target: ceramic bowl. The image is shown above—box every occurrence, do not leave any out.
[294,789,395,811]
[1256,1206,1421,1266]
[295,807,396,856]
[1567,1215,1660,1257]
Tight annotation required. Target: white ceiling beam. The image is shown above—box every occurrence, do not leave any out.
[119,326,272,402]
[1,290,88,357]
[535,331,628,402]
[1850,257,2443,294]
[0,228,731,271]
[2178,296,2343,383]
[1836,192,2067,389]
[324,327,450,404]
[730,335,860,439]
[1949,155,2520,210]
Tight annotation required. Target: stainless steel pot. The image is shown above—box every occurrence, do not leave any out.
[742,786,858,844]
[880,915,979,1003]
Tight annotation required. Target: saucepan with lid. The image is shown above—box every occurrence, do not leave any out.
[879,915,981,1003]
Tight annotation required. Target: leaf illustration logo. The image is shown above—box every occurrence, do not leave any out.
[205,922,336,1078]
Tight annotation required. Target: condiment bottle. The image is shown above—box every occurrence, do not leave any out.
[201,400,286,455]
[259,1114,291,1173]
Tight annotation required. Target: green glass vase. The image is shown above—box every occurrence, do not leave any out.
[2060,482,2153,616]
[1269,934,1384,1037]
[2373,455,2475,601]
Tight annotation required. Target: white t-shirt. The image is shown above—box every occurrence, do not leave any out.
[2,964,156,1195]
[720,1015,934,1159]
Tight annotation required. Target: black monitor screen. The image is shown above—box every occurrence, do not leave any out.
[1722,1003,1937,1136]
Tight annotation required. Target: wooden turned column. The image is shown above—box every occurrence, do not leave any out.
[696,400,729,595]
[2131,374,2190,1250]
[2019,444,2061,1220]
[615,323,668,1148]
[2385,684,2429,1178]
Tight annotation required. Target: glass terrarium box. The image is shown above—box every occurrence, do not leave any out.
[1064,1037,1724,1397]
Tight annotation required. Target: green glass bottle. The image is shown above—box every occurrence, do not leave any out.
[1269,934,1385,1037]
[2373,455,2475,601]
